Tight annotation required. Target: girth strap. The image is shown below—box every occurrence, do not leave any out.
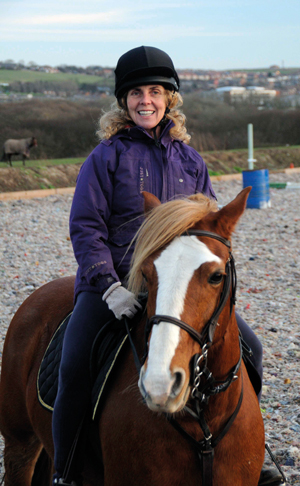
[200,447,214,486]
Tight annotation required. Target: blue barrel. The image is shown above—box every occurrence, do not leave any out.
[242,169,271,209]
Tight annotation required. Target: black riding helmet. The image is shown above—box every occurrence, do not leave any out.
[114,46,180,102]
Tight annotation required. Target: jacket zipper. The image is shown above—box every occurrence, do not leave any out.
[160,144,169,202]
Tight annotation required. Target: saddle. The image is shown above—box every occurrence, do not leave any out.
[38,314,129,416]
[37,297,147,418]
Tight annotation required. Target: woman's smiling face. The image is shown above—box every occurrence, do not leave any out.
[127,85,167,136]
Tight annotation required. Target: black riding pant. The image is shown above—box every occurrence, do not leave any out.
[52,291,114,479]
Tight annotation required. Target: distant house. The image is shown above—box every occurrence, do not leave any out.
[103,69,113,78]
[246,86,277,101]
[216,86,248,102]
[179,71,210,81]
[215,86,277,103]
[39,66,60,74]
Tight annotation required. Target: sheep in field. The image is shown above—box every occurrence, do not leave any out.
[1,137,38,166]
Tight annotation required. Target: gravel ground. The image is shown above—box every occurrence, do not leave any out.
[0,172,299,484]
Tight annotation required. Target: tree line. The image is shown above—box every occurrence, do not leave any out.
[0,95,299,160]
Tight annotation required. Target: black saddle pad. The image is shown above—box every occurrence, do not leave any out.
[37,312,72,411]
[37,314,130,414]
[37,296,147,416]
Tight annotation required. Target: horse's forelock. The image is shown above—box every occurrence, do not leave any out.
[128,194,218,295]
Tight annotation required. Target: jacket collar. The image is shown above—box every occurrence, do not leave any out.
[111,119,175,147]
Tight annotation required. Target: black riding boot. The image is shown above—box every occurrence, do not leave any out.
[53,478,82,486]
[258,467,285,486]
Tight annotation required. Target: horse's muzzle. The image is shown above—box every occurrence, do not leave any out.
[138,365,188,413]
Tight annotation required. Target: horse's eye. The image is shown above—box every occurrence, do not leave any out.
[142,272,148,282]
[208,272,224,285]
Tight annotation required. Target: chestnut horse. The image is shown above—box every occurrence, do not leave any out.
[0,188,265,485]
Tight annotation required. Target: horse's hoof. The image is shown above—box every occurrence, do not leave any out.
[258,467,285,486]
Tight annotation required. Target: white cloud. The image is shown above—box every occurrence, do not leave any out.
[0,24,243,43]
[0,1,244,42]
[11,10,122,26]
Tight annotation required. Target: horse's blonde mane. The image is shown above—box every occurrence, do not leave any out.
[127,193,218,296]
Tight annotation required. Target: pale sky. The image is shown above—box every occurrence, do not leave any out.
[0,0,299,70]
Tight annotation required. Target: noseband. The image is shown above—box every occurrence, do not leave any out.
[144,229,237,353]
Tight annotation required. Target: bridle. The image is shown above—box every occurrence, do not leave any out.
[125,229,244,486]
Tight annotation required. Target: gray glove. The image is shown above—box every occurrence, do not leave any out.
[102,282,142,320]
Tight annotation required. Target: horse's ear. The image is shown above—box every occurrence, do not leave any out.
[208,187,252,239]
[142,191,161,215]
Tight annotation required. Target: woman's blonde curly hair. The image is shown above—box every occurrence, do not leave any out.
[96,90,191,144]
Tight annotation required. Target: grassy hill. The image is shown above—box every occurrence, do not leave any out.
[0,69,111,86]
[0,146,299,193]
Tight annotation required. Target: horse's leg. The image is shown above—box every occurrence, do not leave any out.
[2,433,44,486]
[7,154,11,166]
[0,278,75,485]
[22,154,26,166]
[0,328,45,485]
[1,374,53,485]
[31,448,53,486]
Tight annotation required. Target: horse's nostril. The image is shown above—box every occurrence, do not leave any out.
[171,370,185,397]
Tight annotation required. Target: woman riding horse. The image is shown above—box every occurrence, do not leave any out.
[52,46,282,485]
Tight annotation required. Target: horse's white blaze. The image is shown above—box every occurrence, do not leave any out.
[141,236,221,404]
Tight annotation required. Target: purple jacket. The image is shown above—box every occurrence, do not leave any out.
[70,121,216,299]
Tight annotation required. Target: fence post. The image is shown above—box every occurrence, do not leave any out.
[247,123,256,170]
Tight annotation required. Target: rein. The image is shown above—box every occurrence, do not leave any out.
[126,229,243,486]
